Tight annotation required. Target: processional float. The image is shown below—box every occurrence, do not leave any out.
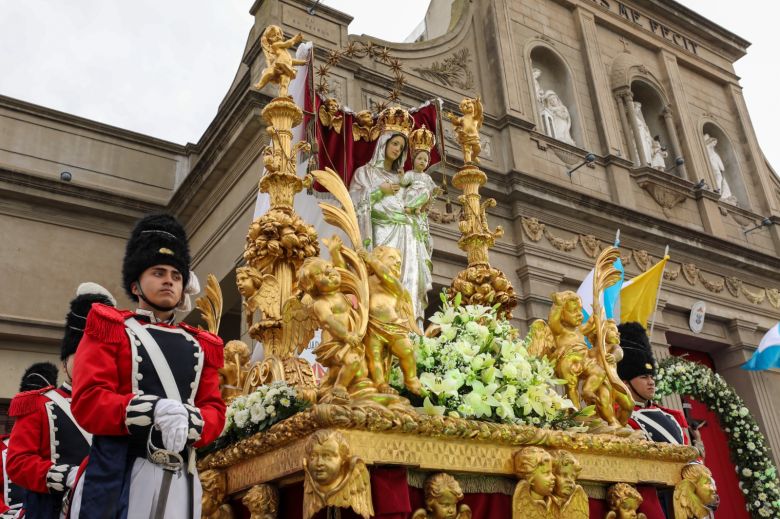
[196,26,719,519]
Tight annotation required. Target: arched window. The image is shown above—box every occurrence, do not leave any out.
[529,45,583,147]
[702,123,749,208]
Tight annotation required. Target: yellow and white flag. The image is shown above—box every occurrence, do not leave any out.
[620,255,669,328]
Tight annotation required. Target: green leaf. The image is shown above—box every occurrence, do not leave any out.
[454,292,462,307]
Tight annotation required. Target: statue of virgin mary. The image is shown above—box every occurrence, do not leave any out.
[349,107,433,323]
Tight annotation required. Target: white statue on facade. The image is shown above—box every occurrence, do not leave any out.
[704,133,737,205]
[650,136,667,170]
[349,109,435,324]
[633,101,655,167]
[540,90,575,145]
[532,68,544,109]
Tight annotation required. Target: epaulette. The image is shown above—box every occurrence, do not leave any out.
[9,387,53,417]
[84,303,133,345]
[180,323,224,369]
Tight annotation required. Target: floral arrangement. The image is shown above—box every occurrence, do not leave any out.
[655,356,780,518]
[395,295,574,426]
[220,381,309,443]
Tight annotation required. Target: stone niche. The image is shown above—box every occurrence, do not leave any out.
[529,45,583,148]
[702,121,749,208]
[630,79,675,173]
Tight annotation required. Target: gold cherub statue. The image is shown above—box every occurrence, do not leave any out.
[352,110,380,142]
[303,430,374,519]
[236,265,279,333]
[605,483,647,519]
[512,447,556,519]
[673,463,719,519]
[297,238,370,403]
[552,451,588,519]
[445,97,483,163]
[412,473,472,519]
[361,245,423,395]
[200,470,233,519]
[319,97,344,134]
[547,291,589,408]
[243,484,279,519]
[255,25,306,97]
[218,339,251,402]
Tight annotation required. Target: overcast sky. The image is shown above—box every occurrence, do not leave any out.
[0,1,776,168]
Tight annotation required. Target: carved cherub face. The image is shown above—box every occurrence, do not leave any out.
[529,459,556,497]
[428,490,458,519]
[553,463,578,499]
[460,99,474,114]
[373,246,402,278]
[301,258,341,295]
[695,474,718,508]
[265,26,283,43]
[605,322,620,346]
[616,497,640,519]
[236,269,259,298]
[413,150,430,172]
[308,436,346,486]
[356,110,373,128]
[325,98,339,114]
[561,297,583,326]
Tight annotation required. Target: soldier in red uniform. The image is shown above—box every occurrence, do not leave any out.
[6,284,115,519]
[618,321,691,519]
[71,214,225,519]
[1,362,59,519]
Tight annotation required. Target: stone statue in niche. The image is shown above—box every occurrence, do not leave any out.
[704,133,738,205]
[540,90,575,146]
[532,68,545,109]
[632,101,655,167]
[649,136,668,171]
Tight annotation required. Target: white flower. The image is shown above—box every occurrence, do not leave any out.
[743,468,753,477]
[234,409,250,428]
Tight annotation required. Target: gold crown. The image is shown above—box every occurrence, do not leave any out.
[409,124,435,154]
[377,106,414,137]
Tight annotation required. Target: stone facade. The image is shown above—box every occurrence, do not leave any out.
[1,0,779,467]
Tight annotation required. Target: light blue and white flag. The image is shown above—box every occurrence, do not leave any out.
[576,232,624,324]
[743,322,780,371]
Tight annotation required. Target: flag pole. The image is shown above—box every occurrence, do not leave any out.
[648,245,670,337]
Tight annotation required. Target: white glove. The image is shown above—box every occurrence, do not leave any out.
[66,465,80,488]
[154,399,188,452]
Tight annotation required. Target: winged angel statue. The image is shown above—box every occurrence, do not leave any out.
[254,25,307,97]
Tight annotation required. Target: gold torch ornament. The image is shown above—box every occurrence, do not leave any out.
[447,97,517,319]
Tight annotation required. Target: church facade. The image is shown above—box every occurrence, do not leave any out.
[1,0,778,484]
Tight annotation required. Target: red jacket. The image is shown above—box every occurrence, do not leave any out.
[0,434,9,514]
[71,304,225,448]
[6,386,88,495]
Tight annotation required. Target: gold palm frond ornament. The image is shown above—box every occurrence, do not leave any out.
[195,273,223,334]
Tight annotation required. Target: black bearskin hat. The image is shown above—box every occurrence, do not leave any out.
[62,282,116,360]
[20,362,58,392]
[617,321,658,381]
[122,214,191,300]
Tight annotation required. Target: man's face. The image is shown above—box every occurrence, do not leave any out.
[308,438,343,485]
[629,374,656,401]
[133,264,183,309]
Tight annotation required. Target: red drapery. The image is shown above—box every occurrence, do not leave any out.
[669,346,750,519]
[304,88,443,191]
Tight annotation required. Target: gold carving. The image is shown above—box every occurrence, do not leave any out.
[632,250,652,273]
[303,430,373,519]
[254,25,306,98]
[673,464,719,519]
[377,106,414,137]
[219,340,251,403]
[724,276,742,298]
[681,263,699,286]
[243,484,278,519]
[352,110,380,142]
[446,97,483,164]
[512,447,556,519]
[318,97,343,134]
[605,483,647,519]
[521,216,545,242]
[410,124,436,154]
[412,48,475,91]
[553,451,589,519]
[412,473,472,519]
[579,234,603,259]
[697,271,724,293]
[544,229,578,252]
[201,469,234,519]
[663,265,680,281]
[741,285,766,305]
[195,273,223,334]
[767,288,780,308]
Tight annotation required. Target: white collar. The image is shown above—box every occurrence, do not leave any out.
[135,308,176,325]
